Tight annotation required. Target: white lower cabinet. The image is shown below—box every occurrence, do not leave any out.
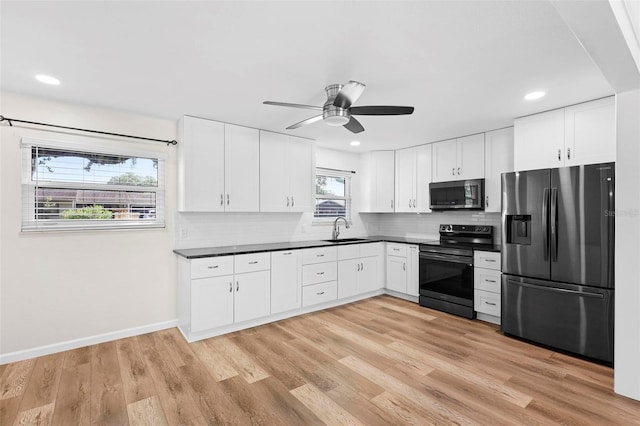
[385,243,418,297]
[302,246,338,307]
[179,253,271,338]
[337,243,382,299]
[270,250,302,315]
[474,250,501,324]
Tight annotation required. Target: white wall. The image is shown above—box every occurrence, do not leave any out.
[614,89,640,400]
[0,93,178,362]
[174,147,373,249]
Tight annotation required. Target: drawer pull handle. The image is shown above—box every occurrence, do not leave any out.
[485,301,497,306]
[229,282,232,293]
[317,254,324,257]
[393,248,399,251]
[236,282,239,291]
[207,266,219,269]
[485,279,497,283]
[283,252,292,255]
[317,272,324,275]
[484,259,496,262]
[249,261,258,264]
[317,291,325,295]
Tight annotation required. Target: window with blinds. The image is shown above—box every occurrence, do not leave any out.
[314,168,352,222]
[22,138,165,231]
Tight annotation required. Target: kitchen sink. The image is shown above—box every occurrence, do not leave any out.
[323,238,370,244]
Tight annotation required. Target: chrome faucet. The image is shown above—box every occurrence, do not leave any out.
[332,216,350,240]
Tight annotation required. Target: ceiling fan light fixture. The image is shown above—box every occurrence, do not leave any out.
[325,115,351,126]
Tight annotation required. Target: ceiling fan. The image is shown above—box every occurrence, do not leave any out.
[263,80,414,134]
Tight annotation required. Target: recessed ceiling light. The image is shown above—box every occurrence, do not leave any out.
[524,91,545,101]
[35,74,60,85]
[350,141,361,146]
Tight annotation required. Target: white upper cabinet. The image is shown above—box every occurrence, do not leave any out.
[484,127,514,213]
[564,97,615,166]
[432,134,484,182]
[514,96,615,171]
[360,151,395,212]
[178,116,259,212]
[260,131,314,212]
[178,116,225,211]
[224,124,260,212]
[395,145,432,212]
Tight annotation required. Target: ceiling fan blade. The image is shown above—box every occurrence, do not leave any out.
[286,115,324,130]
[349,105,414,115]
[263,101,323,111]
[333,81,366,109]
[343,117,365,134]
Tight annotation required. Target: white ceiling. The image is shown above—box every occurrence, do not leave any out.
[0,1,614,152]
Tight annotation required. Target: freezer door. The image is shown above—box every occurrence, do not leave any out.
[501,169,550,280]
[551,163,615,288]
[502,275,614,364]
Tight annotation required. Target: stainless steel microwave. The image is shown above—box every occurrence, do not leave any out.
[429,179,484,210]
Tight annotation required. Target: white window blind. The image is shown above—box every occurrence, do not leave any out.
[22,138,165,231]
[314,168,352,221]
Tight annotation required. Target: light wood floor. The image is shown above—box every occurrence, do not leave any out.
[2,295,640,425]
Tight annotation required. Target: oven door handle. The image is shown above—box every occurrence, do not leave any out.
[420,253,473,265]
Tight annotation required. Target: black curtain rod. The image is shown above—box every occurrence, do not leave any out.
[318,167,356,174]
[0,115,178,146]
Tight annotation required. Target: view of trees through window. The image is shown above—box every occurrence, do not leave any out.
[315,173,349,219]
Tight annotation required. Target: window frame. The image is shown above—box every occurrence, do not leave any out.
[21,137,166,232]
[313,168,352,224]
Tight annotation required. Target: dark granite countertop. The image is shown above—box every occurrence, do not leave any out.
[173,235,500,259]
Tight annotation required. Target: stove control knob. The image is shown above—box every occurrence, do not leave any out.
[446,225,453,232]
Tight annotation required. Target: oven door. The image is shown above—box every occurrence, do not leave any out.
[419,252,474,307]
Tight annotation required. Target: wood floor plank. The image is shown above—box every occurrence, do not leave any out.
[126,396,168,426]
[12,401,55,426]
[1,359,35,400]
[17,353,64,412]
[50,363,91,426]
[3,296,640,425]
[136,334,203,426]
[116,338,157,404]
[90,342,129,426]
[290,383,363,425]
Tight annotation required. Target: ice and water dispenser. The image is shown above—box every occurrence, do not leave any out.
[505,215,531,245]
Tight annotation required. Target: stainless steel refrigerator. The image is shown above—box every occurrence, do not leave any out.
[501,163,615,364]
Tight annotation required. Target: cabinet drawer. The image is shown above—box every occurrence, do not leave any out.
[302,281,337,307]
[302,262,337,286]
[387,243,407,257]
[359,242,381,258]
[474,251,501,271]
[475,290,501,317]
[474,269,501,293]
[191,256,234,279]
[235,252,270,274]
[303,246,337,264]
[337,244,360,260]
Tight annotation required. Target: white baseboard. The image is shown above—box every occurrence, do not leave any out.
[383,289,419,303]
[0,319,179,365]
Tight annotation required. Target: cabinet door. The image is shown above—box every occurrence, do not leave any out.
[191,276,233,332]
[457,134,485,180]
[288,137,314,212]
[386,256,407,293]
[415,144,432,212]
[338,258,359,299]
[484,128,514,213]
[395,147,416,212]
[358,257,380,294]
[271,251,302,315]
[225,124,260,212]
[564,97,615,166]
[179,116,225,211]
[514,109,565,171]
[373,151,396,212]
[406,246,419,296]
[431,139,458,182]
[260,131,289,212]
[234,270,271,323]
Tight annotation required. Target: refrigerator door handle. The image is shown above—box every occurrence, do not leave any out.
[542,188,549,261]
[550,188,558,262]
[509,280,604,299]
